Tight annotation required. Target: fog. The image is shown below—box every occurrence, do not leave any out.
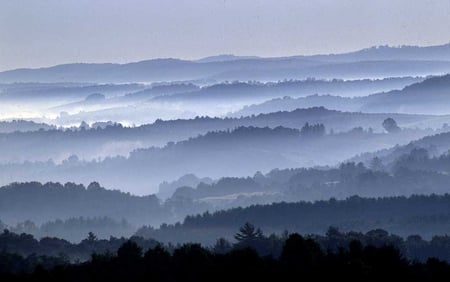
[2,1,450,277]
[1,43,450,247]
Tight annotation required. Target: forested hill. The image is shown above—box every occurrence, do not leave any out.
[0,182,165,226]
[1,106,447,164]
[353,130,450,166]
[136,194,450,244]
[0,123,439,194]
[0,120,55,133]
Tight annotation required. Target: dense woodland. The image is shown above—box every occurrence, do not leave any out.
[5,217,136,243]
[0,121,446,194]
[0,182,165,227]
[1,106,446,164]
[1,178,449,242]
[0,227,449,281]
[136,194,450,244]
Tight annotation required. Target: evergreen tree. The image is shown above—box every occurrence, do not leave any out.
[234,222,263,242]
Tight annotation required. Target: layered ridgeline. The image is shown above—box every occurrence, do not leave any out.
[233,74,450,116]
[0,77,425,125]
[0,70,447,127]
[1,106,450,192]
[0,43,449,272]
[0,121,448,194]
[353,129,450,166]
[2,107,450,163]
[0,78,421,102]
[150,77,423,102]
[3,146,450,242]
[0,44,449,83]
[158,146,450,215]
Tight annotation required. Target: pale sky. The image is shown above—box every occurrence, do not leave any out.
[0,0,449,71]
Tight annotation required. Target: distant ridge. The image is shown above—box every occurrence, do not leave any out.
[0,43,449,83]
[298,43,450,62]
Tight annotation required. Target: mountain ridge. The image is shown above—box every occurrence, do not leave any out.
[1,43,449,83]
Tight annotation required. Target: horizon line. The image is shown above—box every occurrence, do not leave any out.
[1,41,449,73]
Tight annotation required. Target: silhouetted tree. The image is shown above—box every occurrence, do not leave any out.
[0,231,450,280]
[281,233,322,270]
[300,122,326,137]
[234,222,263,242]
[213,237,232,254]
[117,240,142,260]
[382,118,401,133]
[144,244,171,274]
[86,232,97,242]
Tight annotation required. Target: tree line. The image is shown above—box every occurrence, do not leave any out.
[0,225,449,281]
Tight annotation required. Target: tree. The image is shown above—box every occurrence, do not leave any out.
[86,232,97,242]
[213,238,232,254]
[281,233,307,263]
[234,222,263,242]
[281,233,323,269]
[382,118,401,133]
[144,244,171,266]
[300,122,326,138]
[79,121,89,130]
[117,240,142,260]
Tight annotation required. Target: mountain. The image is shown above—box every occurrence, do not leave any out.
[0,58,318,83]
[300,43,450,62]
[153,77,423,102]
[0,123,442,194]
[360,74,450,114]
[19,77,422,126]
[210,60,450,82]
[234,74,450,116]
[4,151,450,242]
[1,44,449,83]
[0,107,447,163]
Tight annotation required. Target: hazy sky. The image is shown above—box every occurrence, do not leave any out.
[0,0,449,71]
